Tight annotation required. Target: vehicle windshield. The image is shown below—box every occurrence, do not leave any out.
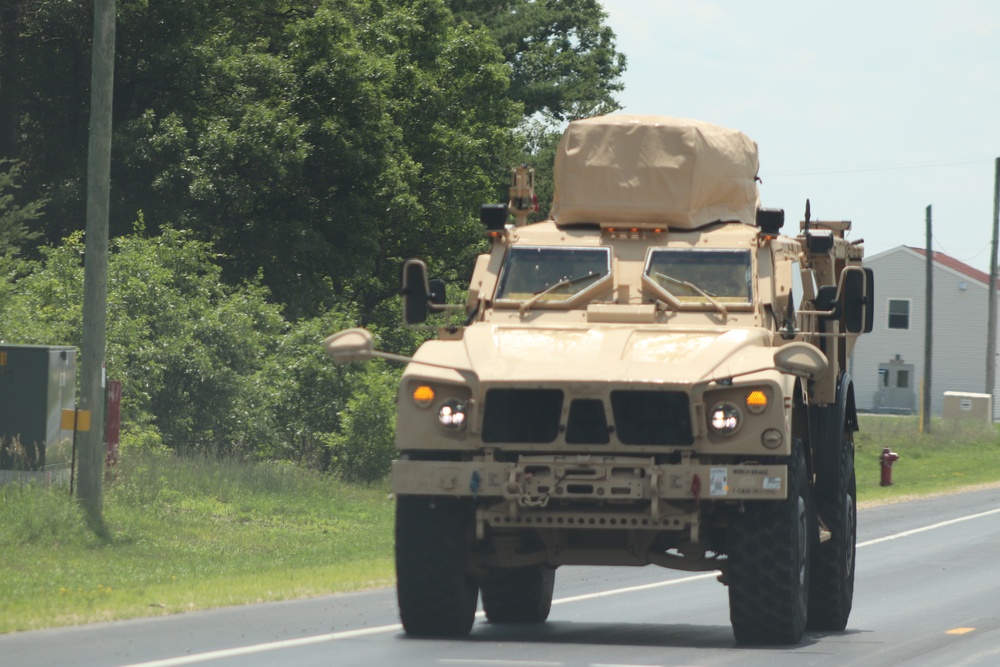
[645,249,752,303]
[495,246,611,303]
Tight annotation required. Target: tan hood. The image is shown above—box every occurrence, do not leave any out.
[410,325,776,387]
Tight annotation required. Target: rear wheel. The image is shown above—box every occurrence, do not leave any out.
[395,496,479,636]
[727,444,811,645]
[808,425,857,631]
[481,564,555,624]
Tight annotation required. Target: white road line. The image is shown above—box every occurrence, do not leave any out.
[438,660,563,666]
[857,506,1000,548]
[119,625,402,667]
[551,572,719,606]
[118,504,1000,667]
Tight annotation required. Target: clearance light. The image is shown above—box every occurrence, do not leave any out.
[412,385,435,408]
[745,390,768,414]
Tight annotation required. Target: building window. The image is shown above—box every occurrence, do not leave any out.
[888,299,910,330]
[896,369,909,388]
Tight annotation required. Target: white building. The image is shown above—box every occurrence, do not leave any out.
[852,246,1000,419]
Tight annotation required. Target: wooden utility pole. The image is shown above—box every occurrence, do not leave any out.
[77,0,115,534]
[922,205,933,434]
[987,158,1000,398]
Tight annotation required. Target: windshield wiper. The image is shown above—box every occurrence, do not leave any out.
[654,272,727,316]
[519,272,604,314]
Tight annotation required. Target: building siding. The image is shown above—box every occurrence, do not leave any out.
[853,246,1000,420]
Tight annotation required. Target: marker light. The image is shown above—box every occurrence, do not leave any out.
[745,389,768,414]
[412,385,435,408]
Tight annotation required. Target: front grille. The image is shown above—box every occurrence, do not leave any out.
[483,389,563,443]
[611,390,693,445]
[566,399,610,444]
[481,388,693,446]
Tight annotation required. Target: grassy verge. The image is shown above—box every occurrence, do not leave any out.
[856,415,1000,505]
[2,415,999,634]
[0,449,393,633]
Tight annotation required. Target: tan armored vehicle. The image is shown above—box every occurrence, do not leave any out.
[324,115,873,644]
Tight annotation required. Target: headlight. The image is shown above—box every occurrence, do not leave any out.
[709,402,741,435]
[437,399,468,431]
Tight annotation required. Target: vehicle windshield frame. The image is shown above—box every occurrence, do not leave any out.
[494,245,613,309]
[642,248,754,309]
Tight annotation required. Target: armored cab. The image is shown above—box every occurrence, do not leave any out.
[325,115,873,644]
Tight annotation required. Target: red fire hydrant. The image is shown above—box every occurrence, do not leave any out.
[880,447,900,486]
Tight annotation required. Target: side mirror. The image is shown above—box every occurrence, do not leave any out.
[863,267,875,333]
[814,285,840,320]
[402,259,431,325]
[774,342,828,379]
[429,278,447,306]
[756,208,784,235]
[323,328,375,364]
[840,267,874,334]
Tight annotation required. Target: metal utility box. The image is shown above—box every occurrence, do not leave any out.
[0,345,76,471]
[942,391,993,425]
[873,356,916,415]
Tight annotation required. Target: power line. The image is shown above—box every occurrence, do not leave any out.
[931,234,991,265]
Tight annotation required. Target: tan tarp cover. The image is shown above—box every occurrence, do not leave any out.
[550,115,760,229]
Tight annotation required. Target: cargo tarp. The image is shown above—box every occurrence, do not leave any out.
[550,115,760,229]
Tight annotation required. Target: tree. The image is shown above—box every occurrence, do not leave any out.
[0,161,43,256]
[4,0,624,327]
[0,225,288,454]
[110,0,520,322]
[448,0,627,121]
[0,0,93,244]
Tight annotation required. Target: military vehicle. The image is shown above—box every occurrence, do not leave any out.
[324,115,873,644]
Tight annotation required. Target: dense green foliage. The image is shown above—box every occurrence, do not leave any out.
[2,0,623,322]
[449,0,626,121]
[0,160,42,257]
[0,226,401,479]
[0,0,625,475]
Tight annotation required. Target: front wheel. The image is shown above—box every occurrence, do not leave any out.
[727,444,811,645]
[395,496,479,636]
[481,564,555,624]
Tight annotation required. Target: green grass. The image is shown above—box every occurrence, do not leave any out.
[2,415,999,634]
[856,415,1000,504]
[0,449,394,633]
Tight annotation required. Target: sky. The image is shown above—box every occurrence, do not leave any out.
[598,1,1000,272]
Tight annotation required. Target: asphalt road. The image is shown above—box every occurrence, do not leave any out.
[4,486,1000,667]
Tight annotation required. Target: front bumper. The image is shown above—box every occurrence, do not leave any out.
[392,454,787,504]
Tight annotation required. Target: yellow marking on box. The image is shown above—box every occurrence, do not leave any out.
[946,627,975,635]
[61,409,91,432]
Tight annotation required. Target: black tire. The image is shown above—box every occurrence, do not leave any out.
[481,565,555,624]
[727,444,811,645]
[395,495,479,636]
[807,427,856,632]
